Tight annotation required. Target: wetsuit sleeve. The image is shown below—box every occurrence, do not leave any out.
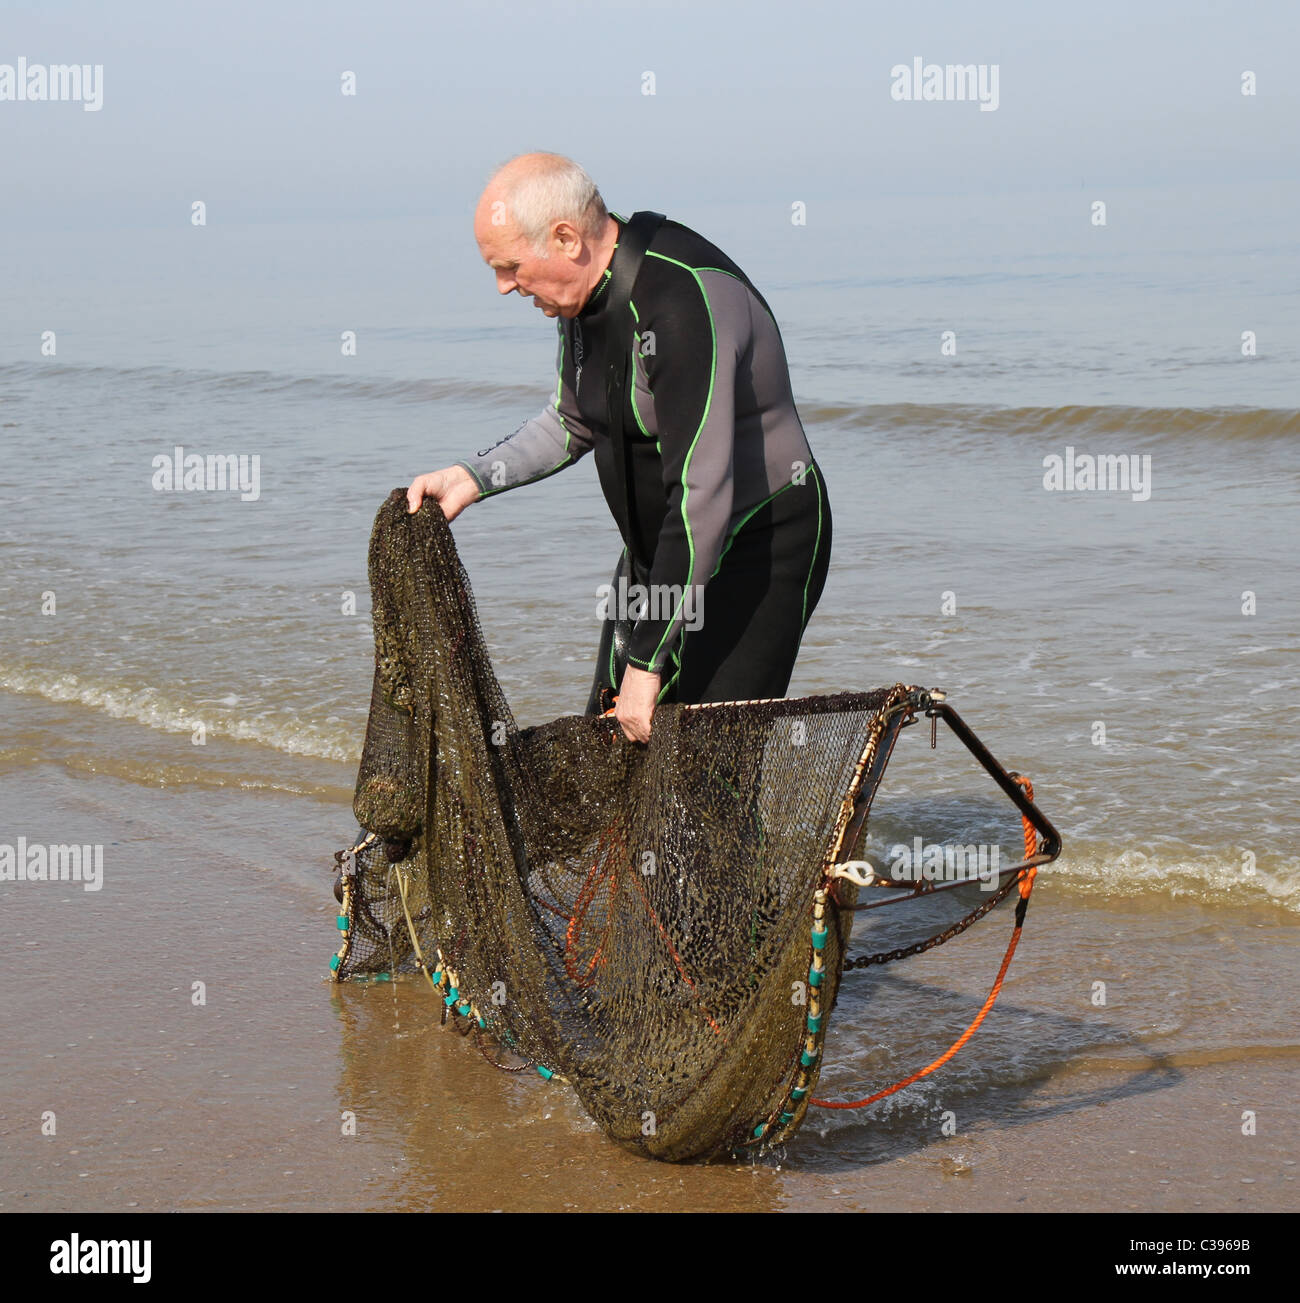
[455,326,594,497]
[626,267,746,673]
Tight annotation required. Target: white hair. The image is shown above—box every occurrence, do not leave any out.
[493,154,609,255]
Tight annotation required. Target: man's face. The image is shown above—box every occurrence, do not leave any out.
[475,211,587,319]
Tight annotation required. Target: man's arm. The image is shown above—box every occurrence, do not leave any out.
[409,324,595,514]
[457,325,596,495]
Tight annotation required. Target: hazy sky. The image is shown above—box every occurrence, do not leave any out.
[2,0,1297,233]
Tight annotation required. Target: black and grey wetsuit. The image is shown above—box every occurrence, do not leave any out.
[456,216,831,706]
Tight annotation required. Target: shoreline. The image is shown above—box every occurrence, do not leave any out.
[2,765,1296,1212]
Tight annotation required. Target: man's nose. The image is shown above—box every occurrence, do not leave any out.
[496,271,517,295]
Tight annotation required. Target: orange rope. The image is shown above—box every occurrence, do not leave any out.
[562,819,723,1032]
[564,825,622,988]
[812,775,1038,1110]
[626,866,724,1035]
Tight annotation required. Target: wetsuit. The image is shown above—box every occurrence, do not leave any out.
[456,215,831,708]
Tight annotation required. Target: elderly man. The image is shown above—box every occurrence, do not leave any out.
[408,153,830,743]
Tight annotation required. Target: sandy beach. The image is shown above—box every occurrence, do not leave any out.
[3,741,1293,1214]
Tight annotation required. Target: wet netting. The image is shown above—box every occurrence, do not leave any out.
[331,490,917,1161]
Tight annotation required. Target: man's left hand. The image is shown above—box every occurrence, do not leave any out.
[615,666,661,743]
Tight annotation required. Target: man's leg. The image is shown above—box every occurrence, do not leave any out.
[588,465,831,710]
[668,463,831,706]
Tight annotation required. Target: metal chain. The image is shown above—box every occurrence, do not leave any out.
[842,870,1024,970]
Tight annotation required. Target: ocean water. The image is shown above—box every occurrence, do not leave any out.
[3,189,1297,911]
[1,189,1297,1197]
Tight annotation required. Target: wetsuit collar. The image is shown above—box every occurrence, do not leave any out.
[578,215,624,319]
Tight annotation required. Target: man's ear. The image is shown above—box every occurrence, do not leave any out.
[553,220,584,259]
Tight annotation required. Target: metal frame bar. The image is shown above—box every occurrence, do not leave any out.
[836,687,1062,912]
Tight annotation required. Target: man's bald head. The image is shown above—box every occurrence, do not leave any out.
[473,153,619,320]
[475,152,609,255]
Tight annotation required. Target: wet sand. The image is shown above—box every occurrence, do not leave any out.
[2,764,1295,1213]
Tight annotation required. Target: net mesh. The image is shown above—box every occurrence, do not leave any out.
[334,490,911,1161]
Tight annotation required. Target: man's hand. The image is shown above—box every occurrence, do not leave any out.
[407,466,481,519]
[615,665,661,743]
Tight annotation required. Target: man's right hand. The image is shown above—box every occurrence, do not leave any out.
[407,466,482,519]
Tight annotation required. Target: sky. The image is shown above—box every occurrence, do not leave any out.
[1,0,1297,233]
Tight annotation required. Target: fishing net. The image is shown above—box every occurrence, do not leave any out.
[331,490,915,1161]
